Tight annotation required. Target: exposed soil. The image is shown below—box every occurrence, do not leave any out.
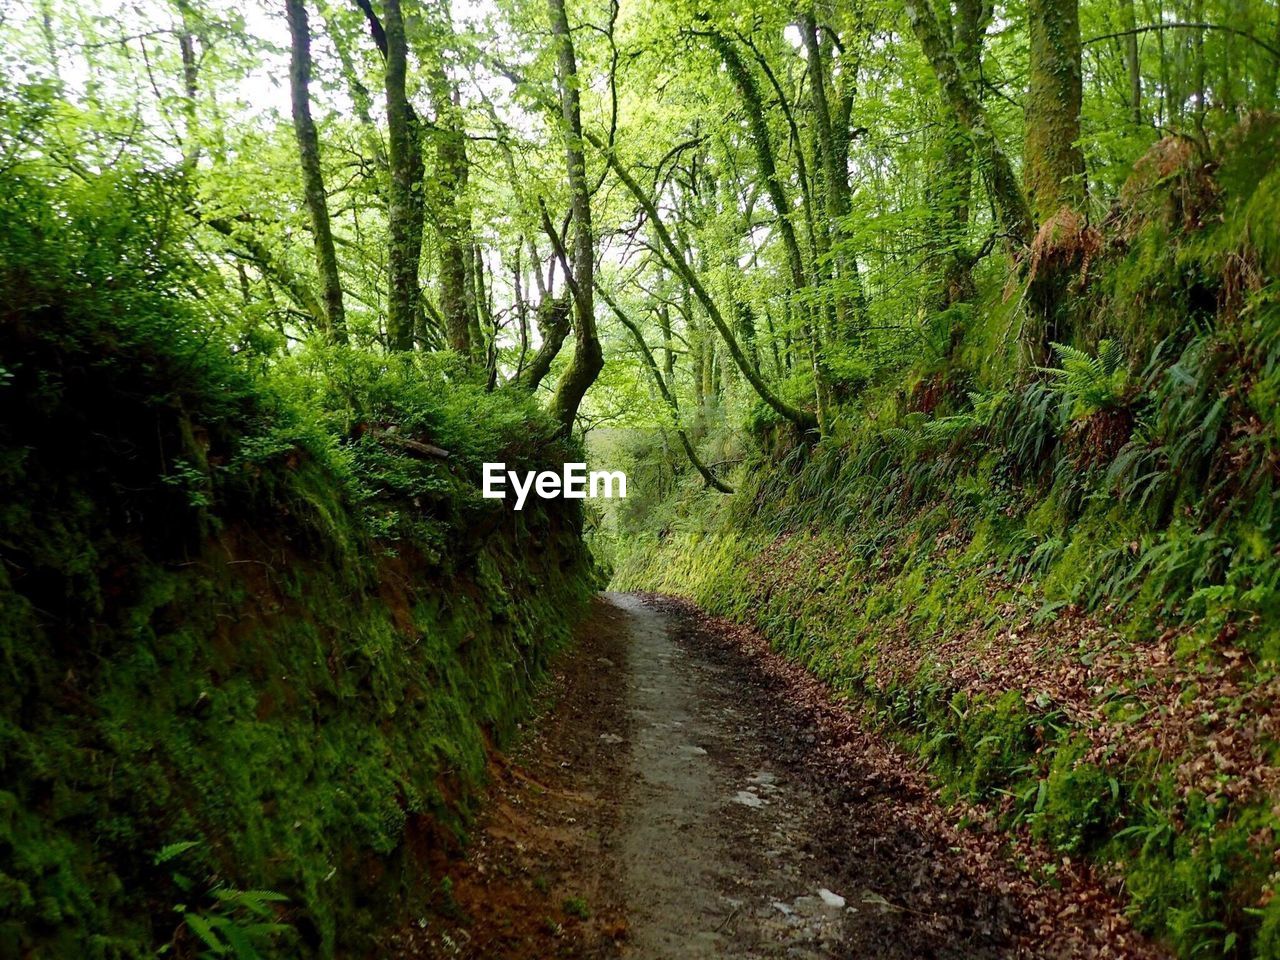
[387,595,632,959]
[392,593,1166,959]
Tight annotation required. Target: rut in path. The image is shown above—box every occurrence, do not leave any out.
[397,594,1160,959]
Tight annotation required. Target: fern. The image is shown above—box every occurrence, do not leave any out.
[1043,339,1131,419]
[212,888,289,918]
[154,840,202,865]
[171,892,290,960]
[153,843,291,959]
[181,913,225,955]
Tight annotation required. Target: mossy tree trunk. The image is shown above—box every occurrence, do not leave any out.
[903,0,1034,246]
[1025,0,1086,220]
[1025,0,1087,363]
[1120,0,1143,124]
[546,0,604,434]
[382,0,424,353]
[286,0,347,344]
[932,0,987,312]
[427,60,476,359]
[1268,10,1280,103]
[799,9,870,342]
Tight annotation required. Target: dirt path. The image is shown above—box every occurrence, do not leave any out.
[393,593,1162,960]
[616,591,867,958]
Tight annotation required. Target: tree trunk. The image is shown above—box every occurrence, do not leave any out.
[933,0,985,310]
[1025,0,1087,362]
[469,241,487,362]
[517,295,572,392]
[546,0,604,434]
[903,0,1034,245]
[1025,0,1086,219]
[427,61,476,358]
[799,11,869,338]
[177,0,200,171]
[1193,0,1206,131]
[702,332,717,404]
[286,0,347,343]
[1268,7,1280,104]
[1120,0,1143,123]
[513,246,530,378]
[383,0,424,352]
[202,215,327,328]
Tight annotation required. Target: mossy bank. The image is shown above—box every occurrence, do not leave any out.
[0,174,595,957]
[613,115,1280,959]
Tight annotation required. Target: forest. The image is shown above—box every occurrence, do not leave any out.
[2,0,1280,955]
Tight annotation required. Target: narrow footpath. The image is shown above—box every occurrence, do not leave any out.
[391,594,1163,960]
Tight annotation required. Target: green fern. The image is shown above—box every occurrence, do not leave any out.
[170,891,290,960]
[153,842,291,959]
[1043,340,1130,419]
[154,841,202,866]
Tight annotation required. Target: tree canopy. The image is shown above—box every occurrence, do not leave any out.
[6,0,1275,454]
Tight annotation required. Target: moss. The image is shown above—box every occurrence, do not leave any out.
[1033,740,1117,853]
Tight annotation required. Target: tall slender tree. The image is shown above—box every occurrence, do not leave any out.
[382,0,424,351]
[932,0,987,310]
[904,0,1033,246]
[546,0,604,433]
[799,8,869,338]
[286,0,347,343]
[427,56,475,359]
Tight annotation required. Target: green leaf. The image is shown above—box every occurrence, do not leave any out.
[155,840,202,865]
[184,913,227,956]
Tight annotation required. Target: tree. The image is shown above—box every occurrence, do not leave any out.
[903,0,1034,246]
[545,0,604,433]
[798,8,869,337]
[426,53,477,359]
[381,0,425,352]
[931,0,987,310]
[1025,0,1086,219]
[285,0,346,343]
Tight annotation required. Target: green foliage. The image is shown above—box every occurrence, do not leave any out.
[1043,340,1130,419]
[0,175,595,958]
[155,843,291,960]
[611,122,1280,959]
[5,0,1280,955]
[171,890,290,960]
